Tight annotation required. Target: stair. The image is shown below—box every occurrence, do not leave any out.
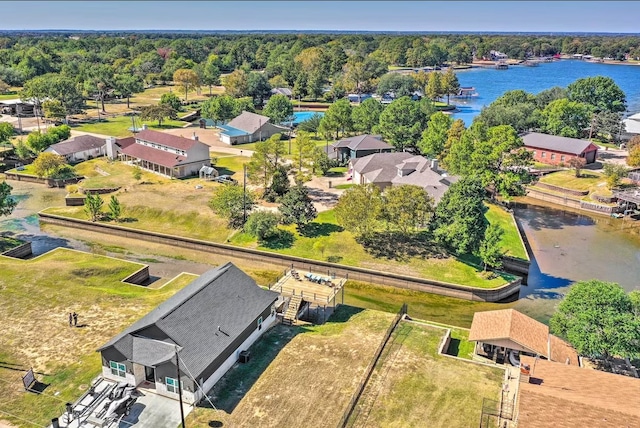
[283,296,302,325]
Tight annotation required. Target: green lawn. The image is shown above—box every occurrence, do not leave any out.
[539,169,604,191]
[334,183,355,190]
[211,152,251,181]
[6,164,38,176]
[234,135,330,155]
[74,115,188,137]
[0,92,19,101]
[484,203,528,260]
[74,158,169,189]
[0,248,192,427]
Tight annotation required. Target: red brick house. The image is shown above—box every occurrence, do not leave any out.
[522,132,599,165]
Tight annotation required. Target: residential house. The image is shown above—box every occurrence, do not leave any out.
[270,87,293,98]
[349,152,458,203]
[516,356,640,427]
[331,134,394,163]
[522,132,599,165]
[347,93,373,103]
[97,262,280,405]
[622,112,640,140]
[468,309,578,366]
[218,111,284,145]
[44,135,106,163]
[107,127,211,178]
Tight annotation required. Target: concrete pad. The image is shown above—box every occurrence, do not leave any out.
[119,390,192,428]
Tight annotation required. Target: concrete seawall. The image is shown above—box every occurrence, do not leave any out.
[1,242,33,259]
[38,212,521,302]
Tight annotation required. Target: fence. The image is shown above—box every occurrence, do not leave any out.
[336,303,407,428]
[479,395,515,428]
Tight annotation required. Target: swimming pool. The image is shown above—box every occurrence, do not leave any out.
[288,111,325,125]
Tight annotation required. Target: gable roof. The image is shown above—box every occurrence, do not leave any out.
[226,111,271,134]
[271,87,292,96]
[135,129,199,151]
[333,134,393,151]
[469,309,578,364]
[518,356,640,428]
[522,132,598,156]
[119,142,187,168]
[98,263,279,377]
[46,135,106,156]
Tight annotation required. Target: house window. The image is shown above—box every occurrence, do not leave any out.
[541,152,546,158]
[109,361,126,378]
[551,153,556,160]
[257,316,263,330]
[166,377,182,394]
[532,150,536,157]
[561,155,566,162]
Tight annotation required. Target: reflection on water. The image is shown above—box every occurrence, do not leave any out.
[513,200,640,323]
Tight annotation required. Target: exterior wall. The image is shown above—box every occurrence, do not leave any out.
[132,363,146,385]
[185,143,211,166]
[101,349,136,385]
[479,339,539,355]
[352,148,393,159]
[526,147,598,165]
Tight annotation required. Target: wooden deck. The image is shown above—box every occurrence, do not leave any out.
[270,270,346,306]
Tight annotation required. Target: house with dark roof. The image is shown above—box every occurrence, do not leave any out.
[44,135,106,163]
[469,309,578,366]
[106,127,211,178]
[218,111,284,145]
[522,132,599,165]
[350,152,457,203]
[97,263,279,404]
[331,134,394,162]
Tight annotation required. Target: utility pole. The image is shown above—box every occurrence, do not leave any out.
[175,347,186,428]
[243,164,247,224]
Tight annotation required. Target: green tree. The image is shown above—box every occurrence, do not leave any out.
[263,94,293,125]
[382,185,434,233]
[173,68,199,102]
[232,97,256,116]
[441,68,460,105]
[0,78,9,94]
[114,74,144,108]
[375,73,416,97]
[140,104,177,126]
[42,100,66,123]
[209,183,256,228]
[567,76,626,113]
[0,122,14,143]
[298,113,323,136]
[602,163,627,189]
[479,223,504,271]
[246,133,285,189]
[14,140,33,160]
[430,176,488,254]
[377,96,424,151]
[246,72,272,108]
[425,71,443,101]
[201,95,236,124]
[83,64,113,113]
[630,290,640,317]
[293,131,317,182]
[627,144,640,167]
[0,181,17,217]
[244,210,281,241]
[278,183,317,229]
[320,99,353,139]
[159,92,182,111]
[32,152,67,178]
[334,184,383,240]
[568,157,586,178]
[542,98,592,138]
[264,164,290,202]
[419,111,453,158]
[84,193,104,222]
[108,195,122,222]
[202,54,222,96]
[352,98,383,134]
[223,69,249,98]
[550,280,640,360]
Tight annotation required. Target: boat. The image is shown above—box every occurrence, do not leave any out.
[452,86,479,99]
[523,60,540,67]
[495,61,508,70]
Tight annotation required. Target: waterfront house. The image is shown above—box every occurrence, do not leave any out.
[97,262,279,405]
[469,309,578,366]
[522,132,599,165]
[331,134,394,163]
[349,152,457,203]
[218,111,284,145]
[107,127,211,178]
[44,135,106,163]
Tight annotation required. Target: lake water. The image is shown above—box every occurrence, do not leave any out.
[453,60,640,124]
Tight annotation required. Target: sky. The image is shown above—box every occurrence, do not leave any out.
[0,1,639,33]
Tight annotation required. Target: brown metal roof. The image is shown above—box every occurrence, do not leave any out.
[135,129,198,151]
[518,356,640,427]
[120,142,186,168]
[522,132,599,156]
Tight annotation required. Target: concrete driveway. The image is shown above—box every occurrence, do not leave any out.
[118,390,193,428]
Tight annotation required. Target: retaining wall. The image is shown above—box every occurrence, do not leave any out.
[65,195,86,206]
[534,182,588,196]
[526,187,620,216]
[4,172,83,188]
[38,212,521,302]
[122,265,150,285]
[1,242,33,259]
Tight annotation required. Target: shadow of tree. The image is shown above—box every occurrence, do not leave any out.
[298,222,343,238]
[262,230,295,249]
[360,230,447,262]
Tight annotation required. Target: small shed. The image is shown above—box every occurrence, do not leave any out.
[199,165,218,180]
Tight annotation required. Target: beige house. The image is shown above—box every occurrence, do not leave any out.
[218,111,284,145]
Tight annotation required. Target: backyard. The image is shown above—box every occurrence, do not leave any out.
[539,169,604,192]
[73,115,189,137]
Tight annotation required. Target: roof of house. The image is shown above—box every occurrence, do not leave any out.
[135,129,200,151]
[271,87,292,96]
[522,132,598,156]
[351,152,456,203]
[468,309,578,364]
[624,117,640,134]
[119,142,187,168]
[518,356,640,428]
[332,134,393,152]
[226,111,271,134]
[46,135,106,156]
[218,124,251,137]
[98,263,279,378]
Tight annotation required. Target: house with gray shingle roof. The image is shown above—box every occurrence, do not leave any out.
[97,262,279,404]
[44,135,107,163]
[350,152,457,203]
[218,111,284,145]
[331,134,394,162]
[522,132,599,165]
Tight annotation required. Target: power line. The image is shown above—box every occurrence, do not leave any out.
[0,408,47,428]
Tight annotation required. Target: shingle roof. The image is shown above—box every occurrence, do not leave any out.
[46,135,106,156]
[120,143,187,168]
[522,132,598,156]
[332,134,393,151]
[518,356,640,428]
[468,309,578,363]
[98,263,279,378]
[135,129,199,151]
[226,111,271,134]
[271,88,292,96]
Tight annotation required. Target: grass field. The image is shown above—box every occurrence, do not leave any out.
[484,203,528,260]
[73,115,188,137]
[186,306,395,428]
[0,236,23,252]
[348,321,503,427]
[0,248,195,427]
[539,169,604,191]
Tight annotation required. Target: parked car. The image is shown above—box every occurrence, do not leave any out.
[214,175,237,184]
